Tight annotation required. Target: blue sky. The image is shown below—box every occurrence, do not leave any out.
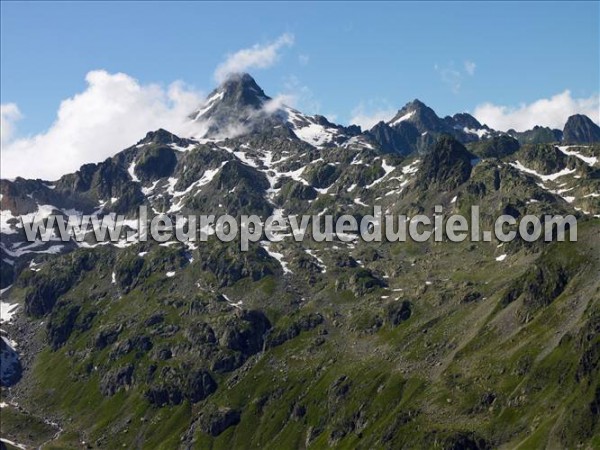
[1,2,599,179]
[2,2,599,131]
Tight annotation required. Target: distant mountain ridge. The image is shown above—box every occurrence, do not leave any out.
[186,73,599,153]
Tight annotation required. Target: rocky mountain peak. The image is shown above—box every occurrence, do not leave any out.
[563,114,600,144]
[137,129,187,146]
[214,72,270,109]
[405,98,428,110]
[189,73,275,138]
[448,112,484,130]
[388,99,444,132]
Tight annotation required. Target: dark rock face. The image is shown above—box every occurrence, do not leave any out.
[0,336,22,387]
[180,159,273,217]
[197,407,241,436]
[374,99,450,154]
[145,367,217,406]
[94,325,123,350]
[306,163,340,189]
[22,250,103,317]
[54,157,146,215]
[576,312,600,382]
[0,254,15,289]
[219,309,271,356]
[266,312,324,348]
[210,350,244,373]
[185,322,217,346]
[47,302,81,349]
[199,245,276,287]
[563,114,600,144]
[349,268,386,296]
[416,135,474,191]
[440,432,491,450]
[186,369,218,403]
[517,144,567,174]
[468,135,520,158]
[385,300,412,326]
[110,335,153,360]
[501,260,570,317]
[134,146,178,180]
[366,121,418,155]
[0,178,65,215]
[101,364,134,396]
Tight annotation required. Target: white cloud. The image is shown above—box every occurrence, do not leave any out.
[349,102,395,130]
[473,90,600,132]
[214,33,294,82]
[263,94,296,114]
[1,70,206,180]
[1,103,22,145]
[464,60,476,76]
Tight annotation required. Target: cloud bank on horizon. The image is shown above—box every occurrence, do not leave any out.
[1,71,206,180]
[1,31,598,180]
[473,90,599,132]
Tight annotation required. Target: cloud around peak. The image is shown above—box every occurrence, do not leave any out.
[213,33,294,83]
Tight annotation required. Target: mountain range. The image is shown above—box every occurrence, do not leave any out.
[1,73,599,449]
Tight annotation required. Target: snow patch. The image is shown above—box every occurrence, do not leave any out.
[464,127,489,138]
[510,161,576,182]
[221,293,243,310]
[389,110,415,126]
[366,160,395,189]
[261,242,292,274]
[305,249,327,273]
[127,161,140,182]
[557,146,598,167]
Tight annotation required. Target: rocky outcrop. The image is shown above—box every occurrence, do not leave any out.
[144,366,217,406]
[101,364,134,396]
[415,135,474,191]
[266,312,324,348]
[563,114,600,144]
[197,407,241,436]
[508,126,562,145]
[0,335,21,387]
[385,300,412,326]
